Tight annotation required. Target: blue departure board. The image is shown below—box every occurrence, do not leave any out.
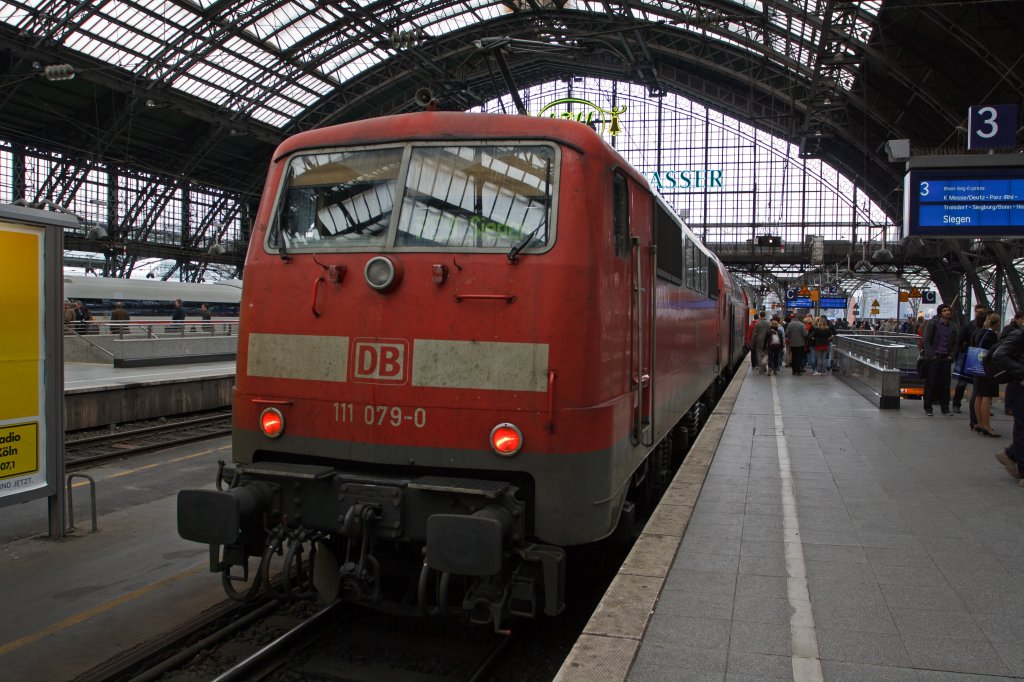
[905,168,1024,237]
[818,297,848,309]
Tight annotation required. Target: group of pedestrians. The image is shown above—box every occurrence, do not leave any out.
[916,303,1024,485]
[745,311,835,376]
[62,299,215,334]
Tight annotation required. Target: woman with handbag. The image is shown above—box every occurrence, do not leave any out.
[971,313,1002,437]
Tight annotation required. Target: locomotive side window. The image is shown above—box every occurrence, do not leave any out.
[654,202,682,285]
[396,145,554,250]
[685,239,698,290]
[612,172,629,259]
[269,147,404,250]
[698,253,708,294]
[708,260,721,299]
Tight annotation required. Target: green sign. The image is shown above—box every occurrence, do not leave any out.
[536,98,627,137]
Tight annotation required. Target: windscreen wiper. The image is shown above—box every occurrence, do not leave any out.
[507,226,541,264]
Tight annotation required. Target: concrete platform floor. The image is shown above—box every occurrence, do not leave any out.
[558,363,1024,681]
[0,437,230,681]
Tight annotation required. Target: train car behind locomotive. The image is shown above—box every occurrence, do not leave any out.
[178,112,746,627]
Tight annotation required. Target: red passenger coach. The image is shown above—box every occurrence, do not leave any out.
[178,112,747,627]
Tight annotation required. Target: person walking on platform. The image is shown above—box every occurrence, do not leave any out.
[953,304,990,414]
[751,312,770,373]
[810,316,833,375]
[200,303,214,333]
[73,300,94,335]
[785,314,810,375]
[802,315,815,372]
[971,313,1002,437]
[992,326,1024,479]
[63,300,75,333]
[763,318,785,376]
[921,303,960,416]
[110,301,130,335]
[170,298,186,332]
[745,314,757,370]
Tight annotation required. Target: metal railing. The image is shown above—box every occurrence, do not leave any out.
[832,332,921,371]
[64,319,239,339]
[831,332,922,409]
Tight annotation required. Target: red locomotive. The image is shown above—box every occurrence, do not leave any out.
[178,112,748,627]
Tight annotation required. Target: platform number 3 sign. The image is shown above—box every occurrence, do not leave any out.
[967,105,1018,151]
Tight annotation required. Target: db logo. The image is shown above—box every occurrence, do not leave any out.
[351,339,408,384]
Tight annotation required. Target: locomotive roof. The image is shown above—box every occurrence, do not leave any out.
[273,112,649,188]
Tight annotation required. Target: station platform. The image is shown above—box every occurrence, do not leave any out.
[64,360,235,430]
[0,436,231,681]
[558,362,1024,681]
[5,362,1023,681]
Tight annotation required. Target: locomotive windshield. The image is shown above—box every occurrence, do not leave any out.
[268,143,556,253]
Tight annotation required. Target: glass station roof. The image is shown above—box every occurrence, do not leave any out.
[0,0,880,129]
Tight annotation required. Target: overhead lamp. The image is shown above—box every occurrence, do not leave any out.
[86,226,108,240]
[872,247,893,262]
[43,64,75,81]
[208,243,225,256]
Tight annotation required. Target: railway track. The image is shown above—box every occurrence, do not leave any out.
[65,411,232,470]
[78,595,514,682]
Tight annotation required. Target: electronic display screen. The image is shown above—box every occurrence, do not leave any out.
[818,297,848,309]
[904,167,1024,237]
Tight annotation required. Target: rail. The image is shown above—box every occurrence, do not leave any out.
[71,331,116,358]
[64,319,239,338]
[831,332,922,409]
[66,473,98,533]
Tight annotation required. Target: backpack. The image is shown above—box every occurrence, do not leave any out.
[981,335,1012,383]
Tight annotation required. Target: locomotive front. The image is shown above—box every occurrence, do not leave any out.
[177,114,634,626]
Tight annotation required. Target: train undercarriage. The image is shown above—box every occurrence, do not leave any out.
[178,463,565,630]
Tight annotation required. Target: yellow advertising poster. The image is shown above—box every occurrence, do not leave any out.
[0,225,42,483]
[0,422,38,478]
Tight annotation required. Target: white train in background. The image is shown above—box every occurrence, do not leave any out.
[64,275,242,319]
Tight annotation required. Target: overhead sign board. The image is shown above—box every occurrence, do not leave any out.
[818,297,849,309]
[967,105,1018,151]
[903,155,1024,238]
[788,296,814,308]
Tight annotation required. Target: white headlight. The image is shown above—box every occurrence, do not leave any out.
[365,256,397,291]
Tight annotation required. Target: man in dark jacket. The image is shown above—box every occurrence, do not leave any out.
[992,328,1024,479]
[1001,310,1024,340]
[785,316,809,375]
[1000,311,1024,416]
[921,304,961,416]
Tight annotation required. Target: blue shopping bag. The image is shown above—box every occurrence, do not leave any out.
[963,346,987,377]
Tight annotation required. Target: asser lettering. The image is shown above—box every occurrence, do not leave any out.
[647,169,724,190]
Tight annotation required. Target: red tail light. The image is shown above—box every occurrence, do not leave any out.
[260,408,284,438]
[490,423,522,457]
